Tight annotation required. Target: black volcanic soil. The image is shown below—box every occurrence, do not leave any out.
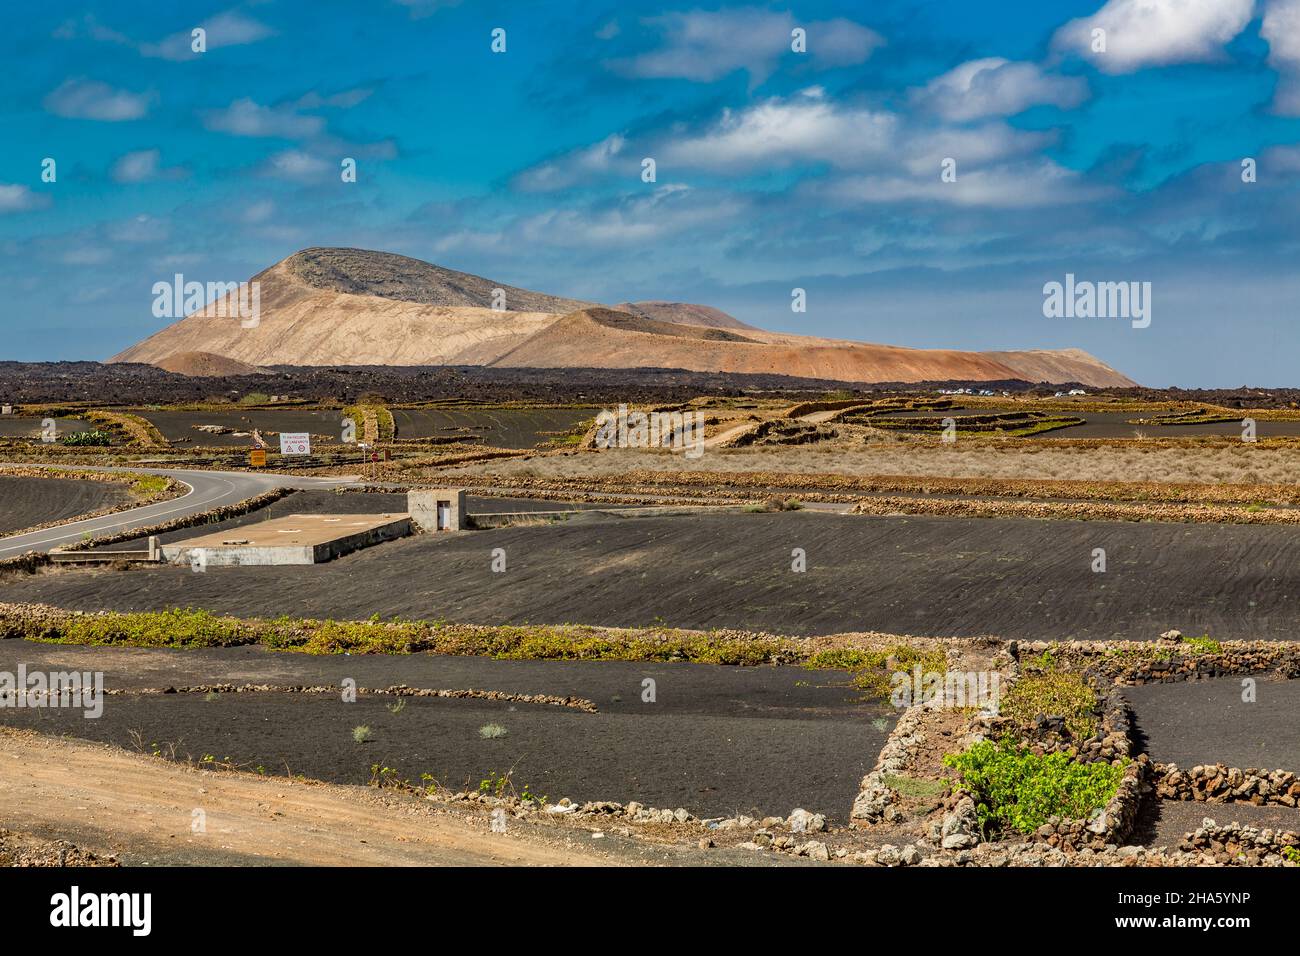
[0,639,888,821]
[0,475,132,535]
[11,510,1300,641]
[1125,677,1300,774]
[136,408,345,447]
[0,361,1088,405]
[391,406,596,448]
[0,416,91,439]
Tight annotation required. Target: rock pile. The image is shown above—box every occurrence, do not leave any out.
[1179,818,1300,866]
[1156,763,1300,807]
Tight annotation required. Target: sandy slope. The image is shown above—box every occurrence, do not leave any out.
[110,247,1135,386]
[0,728,612,866]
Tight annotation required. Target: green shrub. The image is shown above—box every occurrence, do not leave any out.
[61,429,114,446]
[803,644,946,700]
[943,739,1127,834]
[1001,669,1099,739]
[50,607,251,648]
[1184,635,1223,655]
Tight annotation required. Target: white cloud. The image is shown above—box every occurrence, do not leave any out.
[294,87,375,110]
[661,88,897,170]
[916,58,1089,120]
[260,150,332,181]
[657,89,1046,174]
[512,88,1052,195]
[1052,0,1254,73]
[111,149,187,183]
[611,9,882,84]
[44,78,153,121]
[141,10,274,60]
[0,184,50,214]
[824,159,1111,208]
[435,185,745,254]
[901,124,1054,176]
[514,134,628,191]
[1262,0,1300,114]
[204,98,325,138]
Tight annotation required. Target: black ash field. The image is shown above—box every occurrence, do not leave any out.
[12,492,1300,641]
[0,639,888,821]
[0,474,133,534]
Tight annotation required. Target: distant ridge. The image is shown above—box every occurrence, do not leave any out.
[613,301,760,332]
[153,351,266,377]
[110,247,1137,387]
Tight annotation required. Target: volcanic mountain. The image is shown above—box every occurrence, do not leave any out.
[111,247,1136,387]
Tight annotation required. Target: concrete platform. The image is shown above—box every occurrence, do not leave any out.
[161,513,412,566]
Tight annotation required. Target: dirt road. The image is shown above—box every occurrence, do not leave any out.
[0,728,618,866]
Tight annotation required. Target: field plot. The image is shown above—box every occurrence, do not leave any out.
[852,406,1300,439]
[0,475,132,534]
[0,417,91,440]
[1047,412,1300,439]
[1139,799,1300,849]
[0,640,887,821]
[12,510,1300,640]
[391,406,596,448]
[136,408,345,447]
[1125,677,1300,773]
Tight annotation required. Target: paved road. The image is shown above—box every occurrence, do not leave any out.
[0,465,356,559]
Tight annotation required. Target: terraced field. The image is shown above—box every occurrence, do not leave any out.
[13,508,1300,640]
[0,416,92,440]
[136,408,346,447]
[390,405,596,448]
[0,639,889,822]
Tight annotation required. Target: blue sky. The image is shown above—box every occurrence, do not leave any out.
[3,0,1300,386]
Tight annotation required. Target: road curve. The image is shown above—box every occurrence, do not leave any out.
[0,466,357,559]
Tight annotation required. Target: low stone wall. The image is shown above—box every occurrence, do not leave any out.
[1179,817,1300,866]
[0,552,51,576]
[849,704,929,825]
[1155,763,1300,807]
[1016,636,1300,685]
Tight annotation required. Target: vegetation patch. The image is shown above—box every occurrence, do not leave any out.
[943,739,1127,835]
[880,773,948,799]
[3,605,807,666]
[1000,660,1100,739]
[804,644,946,700]
[60,429,114,447]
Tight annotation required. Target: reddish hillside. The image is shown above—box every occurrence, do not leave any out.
[110,247,1136,387]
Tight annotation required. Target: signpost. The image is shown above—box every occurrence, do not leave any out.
[279,432,311,456]
[248,449,266,468]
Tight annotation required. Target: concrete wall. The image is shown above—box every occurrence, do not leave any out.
[408,488,466,531]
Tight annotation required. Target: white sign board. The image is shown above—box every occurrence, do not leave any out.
[279,432,311,456]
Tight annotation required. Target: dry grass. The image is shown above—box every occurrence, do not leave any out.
[441,443,1300,487]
